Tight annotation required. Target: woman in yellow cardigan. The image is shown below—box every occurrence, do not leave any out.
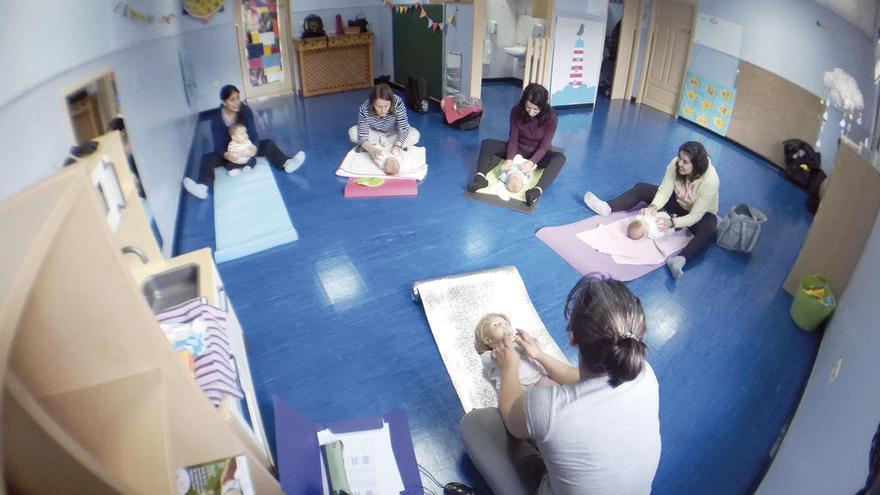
[584,141,719,279]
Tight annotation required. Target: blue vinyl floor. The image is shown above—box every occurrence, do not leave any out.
[176,82,820,494]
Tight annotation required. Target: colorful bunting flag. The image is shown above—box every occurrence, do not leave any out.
[113,1,183,25]
[392,2,447,32]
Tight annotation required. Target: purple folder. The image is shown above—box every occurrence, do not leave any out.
[274,396,422,495]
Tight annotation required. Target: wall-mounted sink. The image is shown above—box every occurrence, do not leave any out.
[141,263,200,314]
[503,46,526,60]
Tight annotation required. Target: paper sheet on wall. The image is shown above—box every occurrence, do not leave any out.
[695,14,743,58]
[316,423,404,495]
[260,31,276,46]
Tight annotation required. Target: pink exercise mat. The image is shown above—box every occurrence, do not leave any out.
[344,177,418,198]
[536,210,692,281]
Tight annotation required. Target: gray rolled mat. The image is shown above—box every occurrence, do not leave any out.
[412,266,569,411]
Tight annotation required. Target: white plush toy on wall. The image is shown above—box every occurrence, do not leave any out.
[818,68,865,148]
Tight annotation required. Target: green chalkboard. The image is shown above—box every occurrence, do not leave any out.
[392,5,443,100]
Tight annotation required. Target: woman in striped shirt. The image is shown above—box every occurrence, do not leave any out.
[347,83,420,176]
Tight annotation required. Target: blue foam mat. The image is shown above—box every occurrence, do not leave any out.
[213,159,298,263]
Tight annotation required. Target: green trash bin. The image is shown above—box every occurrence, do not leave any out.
[790,274,836,331]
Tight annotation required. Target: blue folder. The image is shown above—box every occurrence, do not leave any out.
[273,396,422,495]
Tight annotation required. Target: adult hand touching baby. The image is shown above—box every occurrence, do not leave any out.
[640,205,658,216]
[521,160,536,174]
[492,333,521,370]
[515,329,544,360]
[656,215,673,231]
[500,159,513,171]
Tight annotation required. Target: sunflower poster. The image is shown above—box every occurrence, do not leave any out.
[678,71,736,136]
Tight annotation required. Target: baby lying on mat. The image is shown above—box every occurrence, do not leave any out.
[364,134,406,176]
[577,210,691,266]
[498,154,534,194]
[626,210,673,240]
[474,313,557,389]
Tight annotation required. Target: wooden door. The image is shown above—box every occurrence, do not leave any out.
[639,0,694,115]
[611,0,643,100]
[234,0,294,99]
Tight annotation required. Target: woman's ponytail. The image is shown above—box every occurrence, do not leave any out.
[566,277,648,388]
[605,336,647,387]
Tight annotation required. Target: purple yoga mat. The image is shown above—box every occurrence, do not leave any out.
[536,211,691,281]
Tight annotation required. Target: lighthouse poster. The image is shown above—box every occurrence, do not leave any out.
[549,16,605,106]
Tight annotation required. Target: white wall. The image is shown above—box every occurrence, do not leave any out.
[484,0,520,78]
[0,2,242,255]
[757,213,880,494]
[290,1,394,79]
[690,0,876,169]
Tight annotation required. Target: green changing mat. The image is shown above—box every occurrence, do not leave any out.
[475,161,544,202]
[462,160,544,214]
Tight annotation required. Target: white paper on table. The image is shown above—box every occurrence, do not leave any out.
[316,422,404,495]
[266,71,284,84]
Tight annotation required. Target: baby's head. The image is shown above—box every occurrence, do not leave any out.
[627,217,649,240]
[383,155,400,176]
[506,173,525,193]
[474,313,514,353]
[229,123,249,144]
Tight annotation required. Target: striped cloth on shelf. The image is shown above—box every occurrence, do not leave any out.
[156,297,243,407]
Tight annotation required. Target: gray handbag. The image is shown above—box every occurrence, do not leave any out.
[716,204,768,253]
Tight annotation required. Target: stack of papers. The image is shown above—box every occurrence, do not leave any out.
[316,422,403,495]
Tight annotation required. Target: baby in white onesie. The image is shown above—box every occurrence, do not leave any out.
[473,313,556,390]
[627,211,672,240]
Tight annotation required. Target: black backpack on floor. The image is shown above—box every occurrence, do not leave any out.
[406,76,429,113]
[783,139,821,189]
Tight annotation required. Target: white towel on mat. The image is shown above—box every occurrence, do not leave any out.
[336,145,428,180]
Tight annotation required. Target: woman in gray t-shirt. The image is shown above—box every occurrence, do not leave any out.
[459,277,661,495]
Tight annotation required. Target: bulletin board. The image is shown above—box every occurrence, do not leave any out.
[784,138,880,296]
[678,71,736,136]
[726,61,824,168]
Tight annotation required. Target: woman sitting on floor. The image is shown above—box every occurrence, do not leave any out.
[466,83,566,206]
[459,276,661,495]
[183,84,306,199]
[583,140,719,278]
[347,83,420,176]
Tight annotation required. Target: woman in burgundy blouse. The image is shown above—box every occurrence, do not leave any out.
[467,83,566,206]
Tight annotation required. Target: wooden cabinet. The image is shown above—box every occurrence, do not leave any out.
[0,134,281,494]
[294,33,374,96]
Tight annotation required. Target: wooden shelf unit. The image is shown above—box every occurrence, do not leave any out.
[294,32,374,97]
[0,137,281,494]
